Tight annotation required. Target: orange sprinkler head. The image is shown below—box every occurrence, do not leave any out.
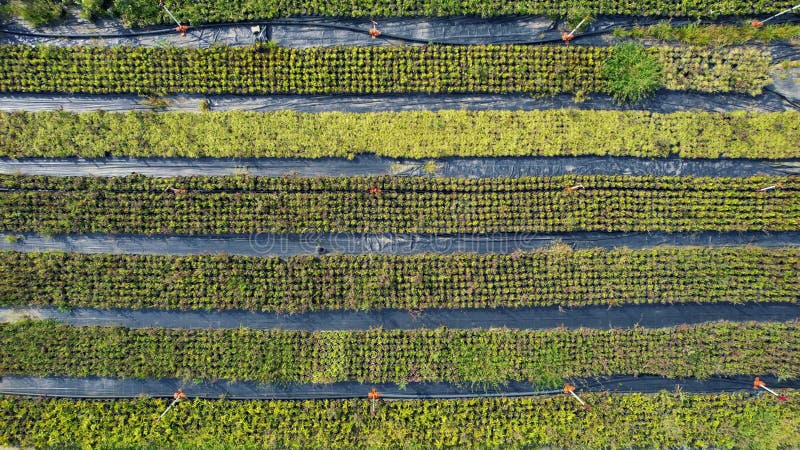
[564,383,575,394]
[752,19,764,28]
[369,28,381,39]
[368,387,381,400]
[176,24,189,36]
[561,31,575,44]
[174,389,187,400]
[754,377,765,389]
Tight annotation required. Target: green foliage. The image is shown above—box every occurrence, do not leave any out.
[79,0,108,20]
[0,110,797,159]
[8,0,64,27]
[0,174,797,234]
[99,0,800,27]
[1,247,798,312]
[1,321,799,383]
[617,22,800,46]
[0,44,770,96]
[603,42,664,103]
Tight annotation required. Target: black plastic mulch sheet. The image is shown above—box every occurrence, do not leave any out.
[0,90,795,113]
[1,232,798,257]
[1,155,796,178]
[1,14,798,49]
[2,303,798,331]
[0,375,795,400]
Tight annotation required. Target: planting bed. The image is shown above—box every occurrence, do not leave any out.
[1,248,798,312]
[2,321,799,384]
[0,44,771,96]
[1,110,798,159]
[3,392,799,448]
[1,174,797,234]
[104,0,799,26]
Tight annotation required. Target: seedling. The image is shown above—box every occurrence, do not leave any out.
[752,3,800,27]
[158,1,190,36]
[369,20,381,39]
[369,186,382,195]
[368,387,381,416]
[156,389,187,422]
[561,16,589,44]
[564,383,590,409]
[753,377,788,401]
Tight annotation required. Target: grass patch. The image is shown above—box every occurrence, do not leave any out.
[602,42,663,103]
[617,22,800,46]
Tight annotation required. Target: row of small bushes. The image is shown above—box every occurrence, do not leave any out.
[1,110,797,159]
[2,321,798,384]
[2,247,798,312]
[107,0,800,26]
[1,174,797,234]
[0,44,770,96]
[2,393,798,449]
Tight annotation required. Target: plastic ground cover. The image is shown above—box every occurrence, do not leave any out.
[2,231,798,256]
[0,375,795,399]
[3,16,797,48]
[2,303,797,331]
[1,156,797,178]
[0,91,795,114]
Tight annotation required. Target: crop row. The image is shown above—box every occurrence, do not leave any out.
[2,247,798,312]
[109,0,800,26]
[1,110,798,159]
[0,175,797,234]
[2,393,799,449]
[0,45,769,96]
[2,321,798,384]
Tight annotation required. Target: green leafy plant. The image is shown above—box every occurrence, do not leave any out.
[602,42,664,103]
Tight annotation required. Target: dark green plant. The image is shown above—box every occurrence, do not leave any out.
[79,0,109,20]
[603,43,664,103]
[10,0,64,27]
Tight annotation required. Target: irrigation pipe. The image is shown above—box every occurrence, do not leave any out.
[2,231,799,257]
[2,303,798,331]
[0,375,795,400]
[1,15,797,45]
